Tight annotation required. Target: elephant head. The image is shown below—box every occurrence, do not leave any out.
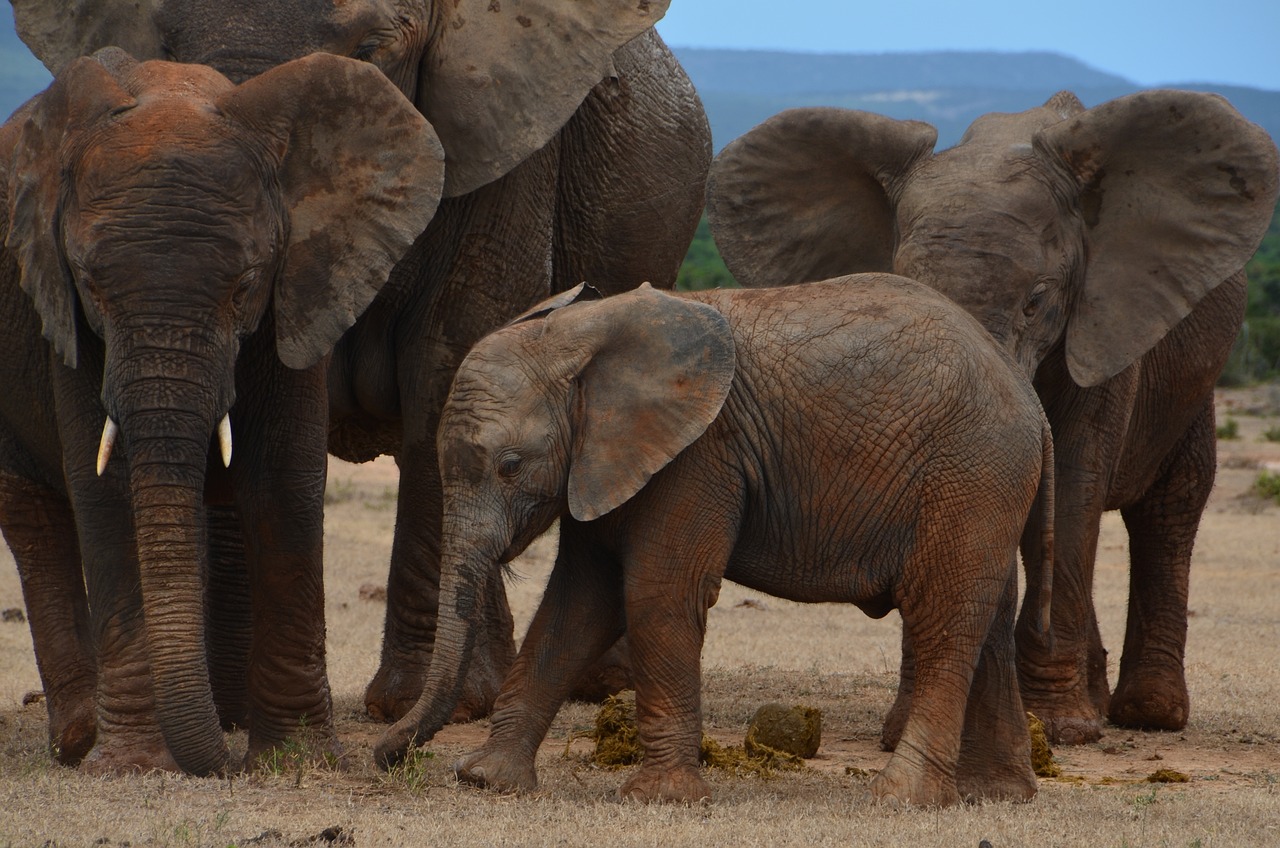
[13,0,671,198]
[0,49,445,774]
[373,283,736,766]
[707,90,1280,386]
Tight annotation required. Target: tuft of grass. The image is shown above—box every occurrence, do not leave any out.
[1261,425,1280,442]
[379,746,436,795]
[1254,470,1280,504]
[1216,417,1240,440]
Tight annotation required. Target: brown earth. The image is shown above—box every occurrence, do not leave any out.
[0,387,1278,846]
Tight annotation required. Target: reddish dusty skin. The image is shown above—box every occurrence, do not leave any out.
[0,51,443,773]
[379,277,1054,807]
[706,91,1279,745]
[12,0,709,725]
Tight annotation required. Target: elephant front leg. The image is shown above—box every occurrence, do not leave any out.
[1109,399,1214,731]
[455,526,625,793]
[232,355,337,768]
[0,470,97,765]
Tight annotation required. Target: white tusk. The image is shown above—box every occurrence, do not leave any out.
[217,414,233,468]
[96,417,118,477]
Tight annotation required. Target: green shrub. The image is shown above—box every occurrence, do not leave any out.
[1255,470,1280,503]
[1262,425,1280,443]
[1216,418,1240,440]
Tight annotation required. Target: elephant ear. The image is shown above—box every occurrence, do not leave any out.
[546,284,736,522]
[506,282,603,326]
[1035,89,1280,387]
[707,107,937,288]
[4,56,137,369]
[12,0,165,73]
[422,0,669,198]
[218,54,447,370]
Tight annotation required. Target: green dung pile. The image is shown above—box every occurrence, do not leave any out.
[581,692,816,778]
[1027,712,1062,778]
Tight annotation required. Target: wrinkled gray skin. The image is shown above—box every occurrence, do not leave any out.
[0,50,444,773]
[706,90,1280,744]
[11,0,710,741]
[376,278,1056,808]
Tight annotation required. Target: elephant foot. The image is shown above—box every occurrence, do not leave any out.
[1031,712,1103,746]
[46,697,97,766]
[956,753,1038,803]
[1108,672,1189,732]
[454,747,537,793]
[364,663,424,723]
[869,745,959,808]
[618,763,711,804]
[80,733,182,775]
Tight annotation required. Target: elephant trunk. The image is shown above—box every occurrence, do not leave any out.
[374,534,486,770]
[114,361,232,776]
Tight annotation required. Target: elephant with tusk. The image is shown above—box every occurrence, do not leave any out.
[0,48,445,773]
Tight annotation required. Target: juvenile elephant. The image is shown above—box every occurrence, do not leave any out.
[0,50,444,773]
[706,91,1280,744]
[374,278,1055,807]
[14,0,710,727]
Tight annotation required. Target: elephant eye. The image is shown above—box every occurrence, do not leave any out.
[497,453,523,478]
[1023,281,1050,318]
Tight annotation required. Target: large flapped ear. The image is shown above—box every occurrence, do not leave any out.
[218,54,447,370]
[12,0,165,74]
[549,284,736,522]
[707,107,937,288]
[421,0,669,198]
[1036,90,1280,387]
[4,56,136,368]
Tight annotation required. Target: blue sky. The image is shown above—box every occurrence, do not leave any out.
[656,0,1280,90]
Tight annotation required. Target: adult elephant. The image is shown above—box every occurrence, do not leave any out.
[0,50,444,773]
[706,90,1279,744]
[12,1,709,727]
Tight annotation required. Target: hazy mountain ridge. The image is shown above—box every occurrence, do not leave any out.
[0,27,1276,154]
[673,47,1280,150]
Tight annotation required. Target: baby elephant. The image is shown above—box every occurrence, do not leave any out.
[376,275,1054,807]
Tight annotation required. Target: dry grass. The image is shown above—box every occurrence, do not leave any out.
[1,388,1278,847]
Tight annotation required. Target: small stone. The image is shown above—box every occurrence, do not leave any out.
[358,583,387,602]
[1,607,25,623]
[21,691,44,707]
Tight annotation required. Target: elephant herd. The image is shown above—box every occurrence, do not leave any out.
[0,0,1276,809]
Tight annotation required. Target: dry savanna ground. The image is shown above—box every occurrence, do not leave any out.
[1,387,1278,847]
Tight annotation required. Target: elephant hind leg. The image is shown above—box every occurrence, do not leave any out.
[1109,399,1214,731]
[956,566,1037,803]
[0,471,97,764]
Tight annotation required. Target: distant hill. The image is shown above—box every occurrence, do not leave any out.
[673,48,1280,150]
[1,33,1276,153]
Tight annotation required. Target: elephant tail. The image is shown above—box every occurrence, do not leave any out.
[1032,415,1055,643]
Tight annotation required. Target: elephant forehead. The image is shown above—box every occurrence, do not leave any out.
[123,60,234,99]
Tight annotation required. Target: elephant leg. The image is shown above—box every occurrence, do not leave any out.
[873,600,990,806]
[455,525,626,793]
[553,28,711,297]
[0,470,96,764]
[364,145,559,723]
[1016,363,1136,745]
[955,565,1036,803]
[1108,398,1214,731]
[230,344,336,767]
[880,623,915,752]
[205,504,251,731]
